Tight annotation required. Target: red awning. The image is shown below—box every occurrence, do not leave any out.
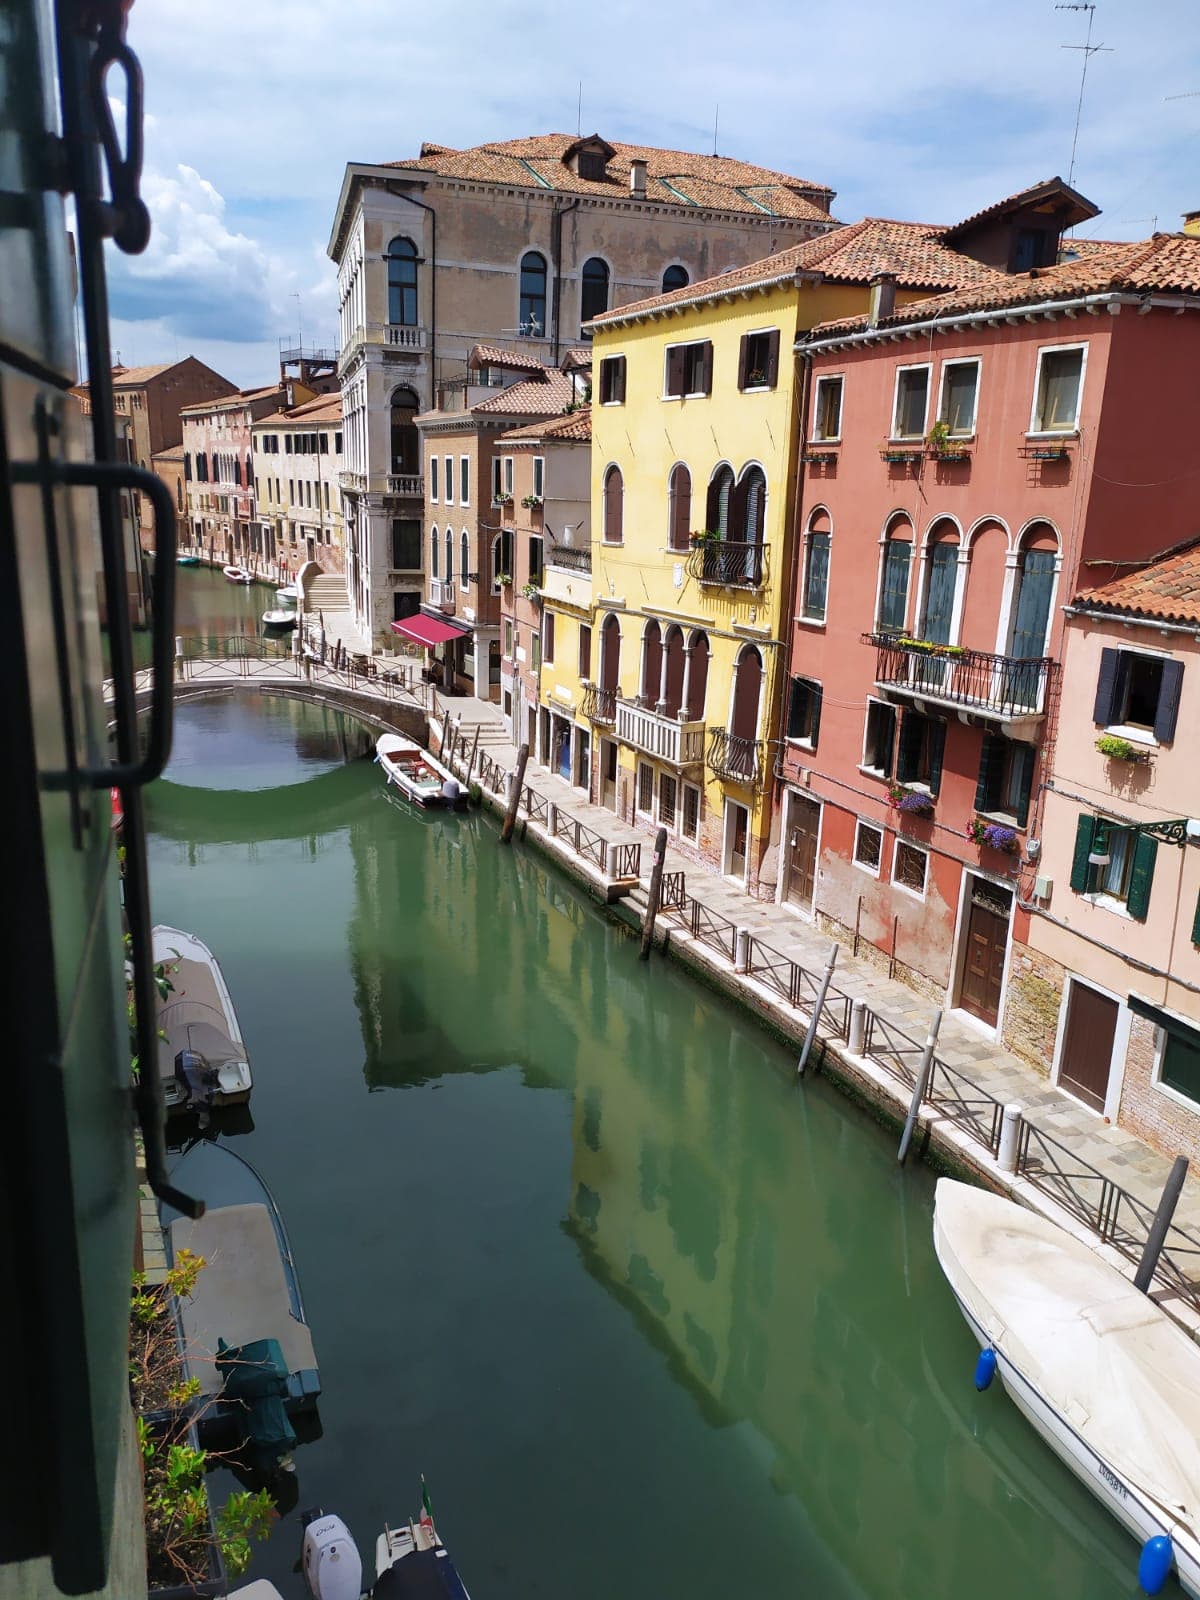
[391,613,462,647]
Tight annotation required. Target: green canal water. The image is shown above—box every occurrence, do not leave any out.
[140,577,1143,1599]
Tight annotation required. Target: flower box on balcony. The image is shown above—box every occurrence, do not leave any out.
[521,495,543,509]
[494,573,512,589]
[890,787,935,818]
[967,818,1019,853]
[1019,442,1072,462]
[1095,734,1149,763]
[895,636,966,658]
[930,447,971,463]
[803,448,839,464]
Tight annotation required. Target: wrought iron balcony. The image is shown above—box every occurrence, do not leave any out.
[862,632,1053,723]
[707,727,764,786]
[546,543,591,575]
[687,540,768,590]
[616,700,705,767]
[582,682,616,725]
[429,579,457,613]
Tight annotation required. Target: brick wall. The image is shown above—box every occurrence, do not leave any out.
[1118,1014,1200,1164]
[1001,941,1064,1075]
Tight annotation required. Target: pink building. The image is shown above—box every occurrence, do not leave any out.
[1022,542,1200,1158]
[776,202,1200,1056]
[181,383,295,564]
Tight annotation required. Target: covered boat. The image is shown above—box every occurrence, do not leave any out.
[153,925,252,1116]
[375,734,467,811]
[933,1177,1200,1597]
[223,564,253,584]
[301,1487,470,1600]
[176,552,201,566]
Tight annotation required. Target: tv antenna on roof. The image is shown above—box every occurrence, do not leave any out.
[712,104,719,157]
[1056,3,1113,187]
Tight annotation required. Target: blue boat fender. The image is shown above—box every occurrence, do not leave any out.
[1138,1534,1173,1595]
[974,1347,997,1391]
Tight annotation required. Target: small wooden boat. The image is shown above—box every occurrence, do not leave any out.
[375,733,468,810]
[223,564,253,584]
[176,552,201,567]
[153,925,252,1116]
[934,1178,1200,1597]
[262,608,297,629]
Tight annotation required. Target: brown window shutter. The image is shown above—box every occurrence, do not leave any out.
[765,329,780,388]
[737,334,749,392]
[617,357,627,404]
[701,341,713,395]
[666,346,684,396]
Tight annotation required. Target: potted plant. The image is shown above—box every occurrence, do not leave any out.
[926,420,969,460]
[689,528,719,546]
[494,572,512,589]
[1096,734,1146,762]
[746,368,767,387]
[967,818,1019,853]
[890,785,935,818]
[521,494,543,509]
[521,582,541,601]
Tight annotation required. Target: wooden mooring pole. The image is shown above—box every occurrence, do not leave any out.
[500,744,529,845]
[797,944,839,1078]
[465,722,482,785]
[639,828,669,961]
[1134,1155,1189,1294]
[897,1009,942,1166]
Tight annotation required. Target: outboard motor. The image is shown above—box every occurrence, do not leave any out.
[441,776,461,805]
[301,1509,363,1600]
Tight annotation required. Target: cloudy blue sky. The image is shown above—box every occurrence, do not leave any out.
[107,0,1200,387]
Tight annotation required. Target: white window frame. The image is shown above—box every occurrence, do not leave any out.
[853,819,884,878]
[891,363,932,440]
[443,455,454,506]
[429,455,439,503]
[937,358,981,437]
[657,770,678,829]
[1028,342,1087,436]
[599,354,626,406]
[892,838,929,900]
[662,340,711,402]
[636,760,654,816]
[491,456,503,504]
[460,455,470,507]
[533,456,545,500]
[741,328,778,392]
[860,696,895,779]
[460,527,470,593]
[503,456,514,495]
[811,374,844,442]
[680,781,701,842]
[1150,1019,1200,1114]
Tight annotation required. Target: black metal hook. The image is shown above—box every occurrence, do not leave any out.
[87,28,150,254]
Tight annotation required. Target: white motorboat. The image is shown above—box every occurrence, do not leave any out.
[302,1485,470,1600]
[375,733,468,811]
[933,1177,1200,1597]
[276,582,301,602]
[153,925,252,1116]
[223,564,253,584]
[262,608,297,629]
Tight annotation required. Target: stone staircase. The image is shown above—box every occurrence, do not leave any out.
[303,572,371,656]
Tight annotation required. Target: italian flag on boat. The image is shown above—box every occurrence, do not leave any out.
[420,1476,434,1529]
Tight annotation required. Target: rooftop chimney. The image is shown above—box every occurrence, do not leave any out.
[629,158,647,199]
[868,269,897,327]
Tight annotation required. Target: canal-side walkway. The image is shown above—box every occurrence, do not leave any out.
[432,695,1200,1328]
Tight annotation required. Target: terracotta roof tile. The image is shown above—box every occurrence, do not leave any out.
[151,446,185,463]
[255,394,343,428]
[1074,537,1200,625]
[180,384,283,415]
[473,370,575,415]
[809,234,1200,337]
[561,348,593,371]
[111,361,176,386]
[591,217,1005,328]
[384,133,835,222]
[468,343,546,372]
[499,407,591,443]
[941,177,1098,240]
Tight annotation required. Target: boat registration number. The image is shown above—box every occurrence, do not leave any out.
[1098,1462,1128,1500]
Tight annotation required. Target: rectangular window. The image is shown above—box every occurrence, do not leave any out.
[939,359,980,435]
[390,518,420,570]
[335,431,343,453]
[1032,345,1085,433]
[786,677,822,747]
[531,631,541,672]
[324,482,330,511]
[578,623,592,681]
[533,457,544,500]
[285,435,293,454]
[637,762,654,815]
[863,700,897,777]
[812,376,843,441]
[803,531,830,621]
[430,456,439,501]
[528,535,544,585]
[1094,648,1182,742]
[1070,814,1157,919]
[504,618,513,657]
[543,611,555,663]
[893,840,928,897]
[664,340,713,399]
[492,456,503,503]
[319,433,329,454]
[658,773,678,828]
[853,820,883,875]
[892,365,930,439]
[443,456,453,506]
[878,539,912,632]
[460,456,469,506]
[738,329,780,392]
[896,711,946,794]
[503,457,514,495]
[1160,1028,1200,1105]
[975,734,1034,826]
[599,355,626,405]
[681,782,701,842]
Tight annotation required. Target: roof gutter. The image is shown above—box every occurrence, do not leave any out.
[798,290,1144,353]
[586,264,811,336]
[1063,603,1200,638]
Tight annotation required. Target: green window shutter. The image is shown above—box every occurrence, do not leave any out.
[1012,743,1034,828]
[1126,832,1158,920]
[737,334,749,391]
[1192,890,1200,947]
[765,329,781,388]
[1154,659,1184,743]
[975,733,1003,813]
[1069,813,1096,893]
[928,719,946,796]
[1093,647,1120,724]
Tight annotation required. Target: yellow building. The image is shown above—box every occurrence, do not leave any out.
[578,220,1000,887]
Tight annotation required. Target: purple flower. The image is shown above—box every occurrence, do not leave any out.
[981,824,1017,852]
[897,791,934,815]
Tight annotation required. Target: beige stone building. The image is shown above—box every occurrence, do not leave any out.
[252,392,346,577]
[327,131,838,646]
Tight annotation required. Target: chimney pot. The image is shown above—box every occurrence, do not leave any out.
[868,270,898,327]
[629,158,647,199]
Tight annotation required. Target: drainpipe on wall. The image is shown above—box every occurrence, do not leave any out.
[551,197,582,364]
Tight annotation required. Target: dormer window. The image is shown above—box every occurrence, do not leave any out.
[563,134,616,182]
[578,151,607,181]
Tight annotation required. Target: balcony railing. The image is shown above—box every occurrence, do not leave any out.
[707,727,764,786]
[687,540,768,590]
[386,474,423,498]
[547,544,592,575]
[339,469,367,493]
[385,325,426,350]
[616,701,705,767]
[863,632,1053,720]
[582,682,616,725]
[429,579,456,613]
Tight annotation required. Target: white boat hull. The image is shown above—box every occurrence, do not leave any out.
[945,1270,1200,1597]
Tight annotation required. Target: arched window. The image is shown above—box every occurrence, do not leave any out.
[519,251,547,336]
[737,465,767,544]
[640,620,662,704]
[430,525,439,579]
[662,626,686,717]
[390,386,419,475]
[920,520,961,645]
[460,530,469,591]
[802,509,831,622]
[386,236,419,326]
[662,264,689,294]
[603,465,623,543]
[877,514,914,633]
[686,631,709,720]
[1010,524,1058,660]
[728,645,764,779]
[581,257,610,326]
[444,528,454,585]
[705,465,734,539]
[667,463,691,552]
[600,612,621,693]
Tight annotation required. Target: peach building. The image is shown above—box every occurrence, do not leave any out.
[1020,541,1200,1159]
[776,199,1200,1051]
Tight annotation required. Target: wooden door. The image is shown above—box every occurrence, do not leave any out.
[1059,983,1117,1113]
[727,802,749,880]
[959,883,1011,1027]
[600,738,617,811]
[785,796,820,912]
